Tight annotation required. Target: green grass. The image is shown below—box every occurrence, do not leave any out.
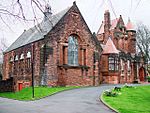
[0,86,80,100]
[102,85,150,113]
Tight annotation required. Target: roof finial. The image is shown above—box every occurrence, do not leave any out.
[44,1,52,21]
[128,17,131,22]
[73,1,76,5]
[126,18,135,31]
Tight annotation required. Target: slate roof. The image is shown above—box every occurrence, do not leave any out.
[5,7,70,52]
[102,37,119,54]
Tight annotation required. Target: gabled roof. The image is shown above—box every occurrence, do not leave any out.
[110,18,119,29]
[102,37,119,54]
[97,18,119,35]
[97,21,104,34]
[126,18,135,31]
[5,7,70,52]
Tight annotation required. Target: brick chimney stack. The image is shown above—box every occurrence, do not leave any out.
[103,10,111,44]
[104,10,111,33]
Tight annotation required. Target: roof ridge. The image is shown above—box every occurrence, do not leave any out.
[5,6,71,53]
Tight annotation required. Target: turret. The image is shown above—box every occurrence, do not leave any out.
[126,18,136,53]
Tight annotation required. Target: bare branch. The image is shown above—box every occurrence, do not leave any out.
[136,23,150,62]
[17,0,26,20]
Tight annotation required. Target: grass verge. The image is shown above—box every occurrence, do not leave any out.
[102,85,150,113]
[0,86,80,101]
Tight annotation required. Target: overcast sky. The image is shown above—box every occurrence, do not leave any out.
[0,0,150,46]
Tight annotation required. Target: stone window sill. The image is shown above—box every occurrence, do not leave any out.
[58,64,90,70]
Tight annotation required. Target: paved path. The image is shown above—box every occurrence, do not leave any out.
[0,85,120,113]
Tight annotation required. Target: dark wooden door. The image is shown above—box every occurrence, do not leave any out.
[139,67,145,82]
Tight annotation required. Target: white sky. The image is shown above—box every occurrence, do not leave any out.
[0,0,150,46]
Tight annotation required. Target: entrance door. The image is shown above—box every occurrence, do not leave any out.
[18,83,23,91]
[139,67,145,82]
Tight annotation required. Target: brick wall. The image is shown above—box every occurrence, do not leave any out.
[3,3,101,91]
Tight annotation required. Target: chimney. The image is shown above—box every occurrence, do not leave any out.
[104,10,111,32]
[44,3,52,21]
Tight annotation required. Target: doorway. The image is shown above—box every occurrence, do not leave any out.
[139,67,145,82]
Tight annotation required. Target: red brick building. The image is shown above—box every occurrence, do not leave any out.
[2,2,102,91]
[97,10,145,84]
[2,3,146,91]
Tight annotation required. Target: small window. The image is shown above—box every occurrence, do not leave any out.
[26,51,31,69]
[20,53,24,60]
[27,58,31,69]
[120,59,124,75]
[127,60,131,75]
[68,35,78,66]
[14,55,18,61]
[9,57,13,62]
[108,56,119,71]
[27,51,31,58]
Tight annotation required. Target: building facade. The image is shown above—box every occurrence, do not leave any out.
[2,3,146,91]
[3,2,101,91]
[97,10,145,84]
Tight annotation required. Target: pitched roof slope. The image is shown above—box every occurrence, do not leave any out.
[126,18,135,31]
[97,21,104,34]
[97,18,119,35]
[5,7,70,52]
[102,37,119,54]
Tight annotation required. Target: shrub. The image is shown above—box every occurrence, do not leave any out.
[146,76,150,82]
[123,83,133,88]
[104,90,118,97]
[114,86,121,91]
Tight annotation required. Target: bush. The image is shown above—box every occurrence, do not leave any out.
[146,76,150,82]
[123,83,133,88]
[104,90,118,97]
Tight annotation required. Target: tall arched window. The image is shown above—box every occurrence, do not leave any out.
[68,35,78,66]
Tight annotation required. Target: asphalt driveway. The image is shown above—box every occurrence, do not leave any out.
[0,85,117,113]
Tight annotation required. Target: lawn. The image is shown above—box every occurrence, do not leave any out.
[0,86,80,100]
[102,85,150,113]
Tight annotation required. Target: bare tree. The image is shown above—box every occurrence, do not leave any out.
[0,37,8,63]
[0,0,49,30]
[136,23,150,64]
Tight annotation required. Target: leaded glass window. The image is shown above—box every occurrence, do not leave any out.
[68,36,78,66]
[127,60,131,75]
[108,56,119,71]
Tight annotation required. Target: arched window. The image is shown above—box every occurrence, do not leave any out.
[27,51,31,58]
[68,35,78,66]
[14,55,19,61]
[26,51,31,69]
[14,55,19,75]
[127,60,131,75]
[20,53,24,60]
